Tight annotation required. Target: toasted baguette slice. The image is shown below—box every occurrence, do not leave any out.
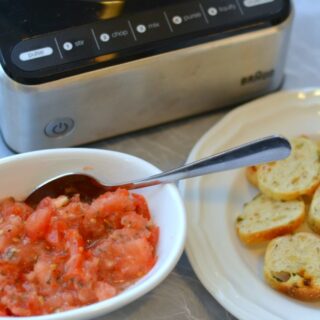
[245,166,259,188]
[308,186,320,233]
[264,232,320,301]
[257,137,320,200]
[236,194,305,244]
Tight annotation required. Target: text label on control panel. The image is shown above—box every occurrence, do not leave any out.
[19,47,53,62]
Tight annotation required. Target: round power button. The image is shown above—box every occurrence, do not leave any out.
[45,118,75,138]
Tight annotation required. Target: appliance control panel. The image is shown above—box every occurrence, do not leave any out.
[2,0,289,83]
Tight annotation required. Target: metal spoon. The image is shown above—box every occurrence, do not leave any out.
[25,135,291,207]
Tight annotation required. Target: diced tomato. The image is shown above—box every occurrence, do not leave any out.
[46,220,67,248]
[132,193,151,219]
[81,257,99,283]
[0,189,158,316]
[0,303,8,316]
[36,197,54,209]
[0,286,44,316]
[0,263,20,284]
[25,207,54,240]
[89,189,136,228]
[95,281,117,301]
[80,211,107,240]
[121,212,148,230]
[92,189,135,213]
[93,235,155,284]
[110,237,155,282]
[15,242,46,270]
[65,229,84,255]
[32,255,53,286]
[64,253,84,280]
[148,225,160,250]
[59,198,90,222]
[0,197,32,220]
[0,215,24,252]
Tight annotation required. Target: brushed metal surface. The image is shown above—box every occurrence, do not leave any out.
[0,12,292,152]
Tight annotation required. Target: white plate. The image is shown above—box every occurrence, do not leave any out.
[179,88,320,320]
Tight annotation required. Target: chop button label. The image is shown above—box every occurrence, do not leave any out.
[111,30,129,39]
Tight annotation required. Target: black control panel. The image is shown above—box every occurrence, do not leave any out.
[0,0,290,84]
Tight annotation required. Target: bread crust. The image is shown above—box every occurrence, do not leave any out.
[308,186,320,234]
[257,137,320,201]
[238,213,305,245]
[236,194,305,245]
[265,273,320,301]
[245,166,258,188]
[258,177,320,201]
[264,233,320,301]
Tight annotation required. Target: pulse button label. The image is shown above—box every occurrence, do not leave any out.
[19,47,53,62]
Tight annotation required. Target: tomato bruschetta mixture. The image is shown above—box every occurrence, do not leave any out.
[0,189,159,316]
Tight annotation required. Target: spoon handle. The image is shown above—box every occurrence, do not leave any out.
[114,135,291,190]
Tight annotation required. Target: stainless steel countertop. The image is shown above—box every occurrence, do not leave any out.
[0,1,318,319]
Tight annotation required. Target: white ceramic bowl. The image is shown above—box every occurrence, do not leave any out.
[0,148,186,320]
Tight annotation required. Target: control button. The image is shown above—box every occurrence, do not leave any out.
[19,47,53,62]
[56,26,100,62]
[63,42,73,51]
[45,118,75,138]
[11,38,61,72]
[136,24,147,33]
[94,20,136,53]
[172,16,183,25]
[201,0,242,25]
[207,7,218,16]
[166,3,207,34]
[244,0,274,7]
[100,33,110,42]
[130,13,171,43]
